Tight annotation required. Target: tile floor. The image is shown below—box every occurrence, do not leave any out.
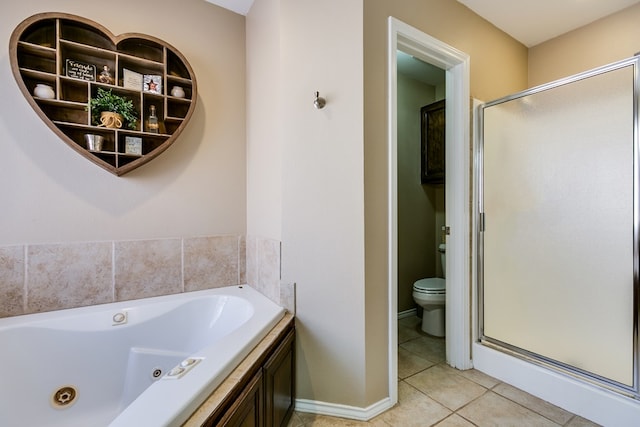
[287,316,601,427]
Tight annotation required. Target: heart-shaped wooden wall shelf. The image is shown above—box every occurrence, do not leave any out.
[9,12,197,176]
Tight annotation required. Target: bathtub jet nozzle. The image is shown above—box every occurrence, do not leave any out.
[51,386,78,408]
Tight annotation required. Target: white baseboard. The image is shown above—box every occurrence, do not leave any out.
[294,397,393,421]
[473,343,640,427]
[397,308,417,319]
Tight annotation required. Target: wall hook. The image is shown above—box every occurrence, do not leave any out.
[313,91,326,109]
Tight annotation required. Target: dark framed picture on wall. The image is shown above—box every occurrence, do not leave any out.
[421,99,445,184]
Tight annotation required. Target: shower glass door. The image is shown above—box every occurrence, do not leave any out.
[479,57,638,396]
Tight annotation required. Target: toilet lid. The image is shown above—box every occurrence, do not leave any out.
[413,278,446,293]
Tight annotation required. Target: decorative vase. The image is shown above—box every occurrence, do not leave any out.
[33,83,55,99]
[171,86,185,98]
[99,111,123,129]
[84,134,104,151]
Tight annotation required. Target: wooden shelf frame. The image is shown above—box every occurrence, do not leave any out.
[10,12,197,176]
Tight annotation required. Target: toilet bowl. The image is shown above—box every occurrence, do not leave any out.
[412,243,446,337]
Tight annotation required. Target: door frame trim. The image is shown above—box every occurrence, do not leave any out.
[387,16,472,404]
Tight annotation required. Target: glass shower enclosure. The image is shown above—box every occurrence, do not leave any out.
[478,56,639,397]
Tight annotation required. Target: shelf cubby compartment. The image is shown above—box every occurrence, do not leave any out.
[20,70,57,99]
[89,85,142,131]
[118,55,164,74]
[167,97,191,119]
[60,40,117,79]
[21,18,56,47]
[167,50,190,80]
[117,38,164,63]
[117,55,165,94]
[40,100,88,125]
[142,93,165,133]
[60,19,114,50]
[167,75,193,101]
[163,118,184,135]
[59,77,89,103]
[118,132,168,156]
[17,43,56,74]
[20,68,57,84]
[90,151,118,170]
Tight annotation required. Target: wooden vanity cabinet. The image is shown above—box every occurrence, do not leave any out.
[202,320,295,427]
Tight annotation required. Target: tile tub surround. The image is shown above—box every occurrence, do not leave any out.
[115,238,183,301]
[0,235,285,317]
[184,235,242,293]
[0,246,25,317]
[246,235,282,303]
[29,242,113,313]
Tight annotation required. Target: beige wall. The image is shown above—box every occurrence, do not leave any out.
[280,0,366,406]
[248,0,367,408]
[0,0,246,245]
[246,0,282,240]
[397,73,442,313]
[529,3,640,87]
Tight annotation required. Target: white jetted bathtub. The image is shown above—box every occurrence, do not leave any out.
[0,285,285,427]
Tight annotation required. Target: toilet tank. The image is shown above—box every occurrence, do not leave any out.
[439,243,446,278]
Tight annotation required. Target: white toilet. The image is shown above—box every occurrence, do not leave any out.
[412,243,446,337]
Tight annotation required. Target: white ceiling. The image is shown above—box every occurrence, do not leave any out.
[457,0,640,47]
[205,0,254,15]
[206,0,640,48]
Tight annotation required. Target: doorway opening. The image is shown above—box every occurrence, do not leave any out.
[387,17,471,404]
[396,51,446,322]
[396,51,447,356]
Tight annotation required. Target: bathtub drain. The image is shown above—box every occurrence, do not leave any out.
[51,386,77,408]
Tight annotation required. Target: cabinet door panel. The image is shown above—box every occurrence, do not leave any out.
[219,371,263,427]
[264,330,295,427]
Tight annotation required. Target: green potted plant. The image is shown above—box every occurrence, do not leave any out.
[87,88,138,130]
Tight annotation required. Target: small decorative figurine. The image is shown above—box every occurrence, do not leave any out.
[99,65,114,85]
